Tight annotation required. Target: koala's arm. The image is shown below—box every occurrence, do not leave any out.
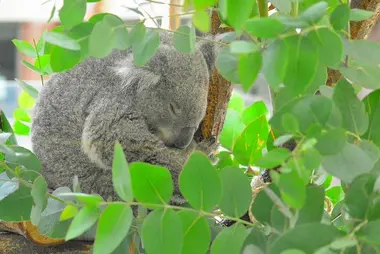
[81,99,194,176]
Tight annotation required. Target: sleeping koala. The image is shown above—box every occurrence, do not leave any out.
[31,31,220,205]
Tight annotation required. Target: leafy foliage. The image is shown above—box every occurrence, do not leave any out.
[2,0,380,253]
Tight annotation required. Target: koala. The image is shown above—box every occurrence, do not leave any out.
[31,31,221,206]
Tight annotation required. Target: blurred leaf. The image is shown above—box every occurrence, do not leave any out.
[192,10,210,33]
[350,9,374,21]
[216,47,240,84]
[112,141,133,202]
[362,90,380,146]
[296,185,325,225]
[193,0,217,9]
[13,121,30,136]
[344,39,380,66]
[14,79,39,99]
[0,185,32,221]
[128,22,146,48]
[69,22,94,58]
[281,113,300,134]
[88,16,117,58]
[283,35,319,94]
[270,223,343,253]
[219,0,254,31]
[178,211,210,254]
[242,227,267,253]
[59,0,86,29]
[299,1,328,24]
[242,101,268,125]
[330,238,358,250]
[31,176,48,225]
[173,25,196,54]
[339,62,380,89]
[0,172,19,201]
[255,148,291,169]
[277,169,307,209]
[330,4,350,31]
[56,192,104,206]
[238,51,262,91]
[230,41,258,54]
[333,78,368,135]
[322,142,377,183]
[50,46,81,72]
[228,92,245,112]
[220,109,245,151]
[132,30,160,66]
[65,205,99,241]
[233,115,269,166]
[5,146,41,174]
[219,167,252,217]
[357,220,380,246]
[251,184,282,225]
[314,128,347,156]
[142,209,183,254]
[211,223,249,254]
[94,204,133,254]
[12,39,37,58]
[60,204,78,221]
[245,17,285,38]
[308,28,343,67]
[326,186,344,205]
[44,31,80,50]
[179,151,221,211]
[262,39,289,90]
[129,162,173,205]
[18,90,35,109]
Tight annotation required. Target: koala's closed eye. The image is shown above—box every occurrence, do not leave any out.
[169,103,181,116]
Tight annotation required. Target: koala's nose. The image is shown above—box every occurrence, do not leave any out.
[173,127,196,149]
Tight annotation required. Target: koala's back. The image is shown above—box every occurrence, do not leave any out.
[31,50,134,198]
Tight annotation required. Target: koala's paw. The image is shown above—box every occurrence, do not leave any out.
[196,136,219,158]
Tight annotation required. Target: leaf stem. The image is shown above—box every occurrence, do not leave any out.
[32,39,44,86]
[290,1,299,17]
[258,0,269,17]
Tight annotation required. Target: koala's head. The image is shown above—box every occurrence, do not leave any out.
[117,33,218,149]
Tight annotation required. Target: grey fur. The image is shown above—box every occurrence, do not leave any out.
[31,31,220,205]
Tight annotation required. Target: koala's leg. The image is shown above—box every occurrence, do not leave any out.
[81,103,196,205]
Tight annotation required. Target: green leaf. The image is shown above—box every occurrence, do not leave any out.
[22,60,45,75]
[142,209,183,254]
[344,39,380,66]
[178,211,210,254]
[132,30,160,66]
[242,227,267,253]
[362,90,380,146]
[219,167,252,217]
[270,223,343,253]
[56,192,104,206]
[173,25,196,54]
[219,0,255,31]
[59,0,87,29]
[219,109,245,151]
[60,204,79,221]
[277,169,307,209]
[339,62,380,89]
[228,92,245,112]
[322,142,377,183]
[69,22,94,58]
[326,186,344,205]
[50,46,81,72]
[255,148,291,169]
[230,41,258,54]
[333,78,368,135]
[129,162,173,205]
[0,185,32,221]
[44,32,80,50]
[18,90,35,109]
[262,39,289,90]
[350,9,374,21]
[357,220,380,246]
[94,203,133,254]
[238,51,262,91]
[112,141,133,202]
[13,121,30,136]
[4,146,41,175]
[216,47,240,84]
[31,176,48,225]
[192,10,210,33]
[242,101,268,125]
[0,172,19,201]
[330,4,350,31]
[211,223,249,254]
[0,111,17,145]
[88,16,116,58]
[179,151,221,211]
[245,17,286,38]
[193,0,217,9]
[251,184,283,225]
[12,39,37,58]
[282,113,300,134]
[299,1,328,24]
[233,115,269,166]
[283,35,319,94]
[307,28,343,67]
[14,79,38,99]
[330,238,358,250]
[128,22,146,48]
[296,185,325,225]
[315,128,347,155]
[65,205,99,241]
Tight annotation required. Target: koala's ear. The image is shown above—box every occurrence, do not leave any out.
[196,34,225,74]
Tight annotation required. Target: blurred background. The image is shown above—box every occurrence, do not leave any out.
[0,0,379,150]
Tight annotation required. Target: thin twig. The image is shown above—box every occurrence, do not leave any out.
[33,39,45,86]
